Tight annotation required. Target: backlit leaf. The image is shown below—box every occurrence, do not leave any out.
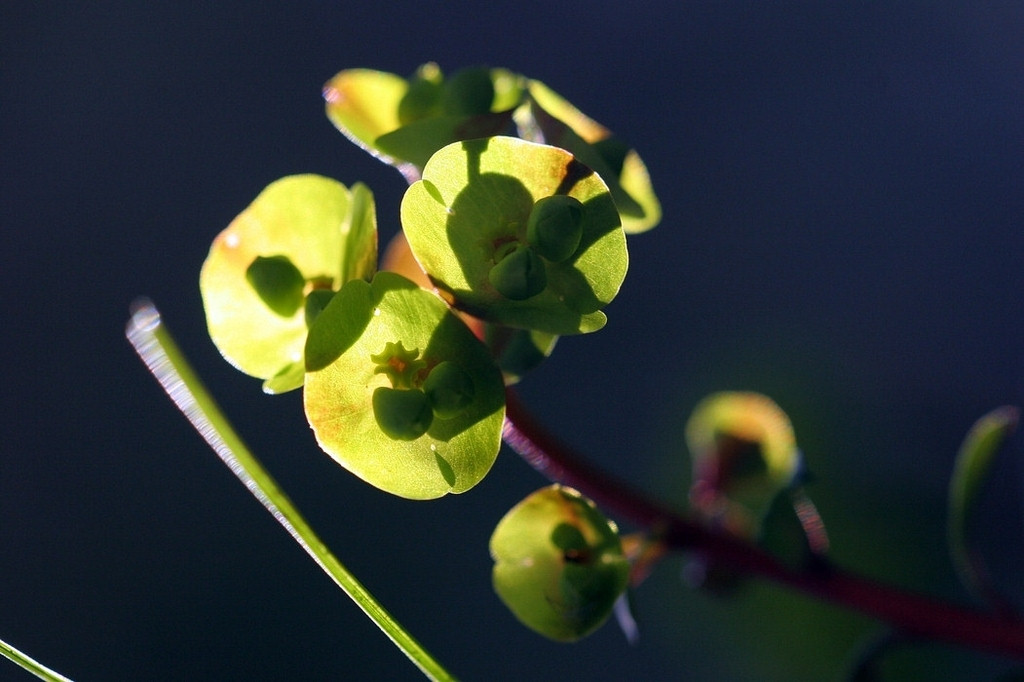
[303,272,505,499]
[516,80,661,234]
[490,485,629,642]
[401,136,627,335]
[948,405,1019,605]
[324,65,524,177]
[323,68,407,163]
[199,175,376,393]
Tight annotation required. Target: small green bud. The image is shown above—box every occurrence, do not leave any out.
[423,361,475,419]
[489,245,547,300]
[398,77,442,125]
[526,195,585,263]
[304,288,336,328]
[372,386,433,441]
[245,255,305,317]
[441,67,495,117]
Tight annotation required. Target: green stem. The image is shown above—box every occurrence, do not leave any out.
[0,636,73,682]
[125,300,456,682]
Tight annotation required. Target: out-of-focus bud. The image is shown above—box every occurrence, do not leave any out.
[685,392,800,536]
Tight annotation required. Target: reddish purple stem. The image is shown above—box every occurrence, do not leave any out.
[502,390,1024,661]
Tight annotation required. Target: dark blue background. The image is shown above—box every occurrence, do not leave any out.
[4,2,1023,679]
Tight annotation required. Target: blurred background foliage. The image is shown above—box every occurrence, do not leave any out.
[3,2,1023,679]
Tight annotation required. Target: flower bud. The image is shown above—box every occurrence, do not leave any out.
[488,244,547,300]
[526,195,585,263]
[423,361,475,419]
[372,386,433,441]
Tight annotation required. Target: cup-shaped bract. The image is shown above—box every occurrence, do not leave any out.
[200,175,377,394]
[401,137,628,335]
[685,392,800,524]
[304,272,505,499]
[515,80,661,234]
[490,485,629,642]
[324,64,523,176]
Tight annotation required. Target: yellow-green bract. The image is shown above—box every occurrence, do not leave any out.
[323,64,522,175]
[401,136,628,335]
[321,64,661,234]
[304,272,505,500]
[199,175,377,394]
[490,485,629,642]
[518,79,661,234]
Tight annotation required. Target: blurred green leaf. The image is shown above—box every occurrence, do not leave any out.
[947,405,1019,607]
[200,175,376,394]
[341,182,378,283]
[516,80,661,234]
[401,136,627,335]
[490,485,629,642]
[323,68,407,159]
[374,111,514,171]
[439,66,495,116]
[324,65,523,176]
[397,63,444,125]
[304,272,505,499]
